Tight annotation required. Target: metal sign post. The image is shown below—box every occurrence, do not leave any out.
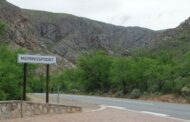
[23,63,27,101]
[46,64,49,104]
[57,83,60,104]
[18,54,56,104]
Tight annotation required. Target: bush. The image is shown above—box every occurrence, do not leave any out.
[173,77,186,94]
[148,84,159,93]
[162,81,173,93]
[129,89,141,99]
[78,51,111,92]
[70,89,80,94]
[0,46,23,100]
[0,90,7,100]
[114,90,124,97]
[181,86,190,96]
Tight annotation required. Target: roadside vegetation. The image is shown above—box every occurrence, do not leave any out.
[0,45,23,100]
[51,51,190,102]
[50,26,190,102]
[0,21,37,100]
[0,19,190,103]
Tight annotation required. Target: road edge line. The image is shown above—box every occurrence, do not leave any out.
[106,105,190,122]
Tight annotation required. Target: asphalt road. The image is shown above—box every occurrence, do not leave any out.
[33,93,190,121]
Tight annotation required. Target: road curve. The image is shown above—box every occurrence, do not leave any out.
[33,93,190,121]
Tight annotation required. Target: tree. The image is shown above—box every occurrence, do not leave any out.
[111,57,134,94]
[78,51,111,92]
[51,68,82,93]
[0,46,23,100]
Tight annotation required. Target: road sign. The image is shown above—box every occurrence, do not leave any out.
[18,54,56,104]
[18,54,56,64]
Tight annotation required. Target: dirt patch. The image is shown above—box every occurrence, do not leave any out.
[140,94,189,104]
[28,94,99,111]
[1,108,186,122]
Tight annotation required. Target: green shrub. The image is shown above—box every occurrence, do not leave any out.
[148,84,159,93]
[0,45,35,100]
[181,86,190,96]
[0,90,7,100]
[70,89,80,94]
[162,81,173,93]
[114,90,124,97]
[129,89,141,99]
[173,77,186,94]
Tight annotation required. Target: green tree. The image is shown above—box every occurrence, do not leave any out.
[111,57,134,94]
[52,68,82,93]
[0,46,23,100]
[78,51,111,92]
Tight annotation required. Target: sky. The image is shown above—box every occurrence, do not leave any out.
[7,0,190,30]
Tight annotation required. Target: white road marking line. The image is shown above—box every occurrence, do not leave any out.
[165,116,190,122]
[107,106,127,110]
[141,111,169,117]
[103,105,190,122]
[110,98,154,106]
[106,105,139,113]
[83,105,107,112]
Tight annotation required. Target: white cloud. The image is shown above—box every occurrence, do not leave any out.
[7,0,190,30]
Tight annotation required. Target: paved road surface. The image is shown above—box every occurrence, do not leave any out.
[33,93,190,121]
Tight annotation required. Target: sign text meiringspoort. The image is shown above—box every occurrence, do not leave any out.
[18,54,56,64]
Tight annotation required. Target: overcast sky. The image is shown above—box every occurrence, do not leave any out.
[7,0,190,30]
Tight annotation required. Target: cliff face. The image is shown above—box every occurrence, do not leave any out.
[22,9,159,62]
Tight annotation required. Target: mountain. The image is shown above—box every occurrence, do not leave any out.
[0,2,157,60]
[142,17,190,57]
[23,9,159,62]
[0,1,190,67]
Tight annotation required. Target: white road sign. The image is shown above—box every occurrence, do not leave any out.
[18,54,56,64]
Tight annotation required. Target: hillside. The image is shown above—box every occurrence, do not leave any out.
[1,0,190,102]
[23,9,159,62]
[153,17,190,54]
[0,1,159,63]
[0,1,190,65]
[0,1,39,50]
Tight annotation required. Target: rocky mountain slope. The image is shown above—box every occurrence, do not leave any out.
[0,2,157,60]
[144,17,190,57]
[0,1,190,67]
[0,1,39,50]
[23,9,159,62]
